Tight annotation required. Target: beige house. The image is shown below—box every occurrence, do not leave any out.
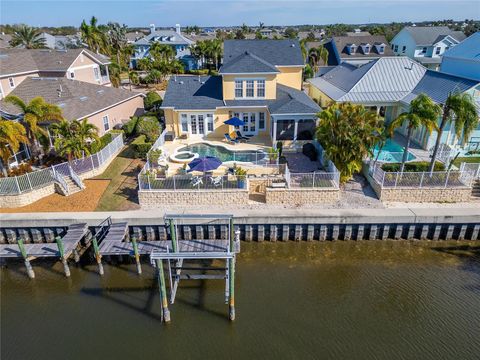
[0,48,111,99]
[162,40,320,145]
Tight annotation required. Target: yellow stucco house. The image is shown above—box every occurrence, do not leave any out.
[161,40,320,145]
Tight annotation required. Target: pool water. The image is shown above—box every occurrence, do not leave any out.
[179,143,265,163]
[373,139,416,162]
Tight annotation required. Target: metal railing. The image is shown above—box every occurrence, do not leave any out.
[139,174,248,191]
[0,133,124,195]
[288,171,340,189]
[52,168,69,195]
[368,160,474,188]
[460,162,480,179]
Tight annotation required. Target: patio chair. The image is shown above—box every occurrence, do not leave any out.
[210,175,223,187]
[235,131,250,142]
[224,133,239,144]
[190,176,203,187]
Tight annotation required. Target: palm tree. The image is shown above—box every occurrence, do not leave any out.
[50,119,99,161]
[128,70,139,90]
[389,94,441,172]
[4,96,63,156]
[80,16,107,53]
[0,119,28,176]
[299,39,308,61]
[106,22,128,65]
[308,45,329,71]
[429,92,478,172]
[9,25,46,49]
[207,39,222,70]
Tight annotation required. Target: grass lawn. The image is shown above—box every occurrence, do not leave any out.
[94,144,145,211]
[452,156,480,167]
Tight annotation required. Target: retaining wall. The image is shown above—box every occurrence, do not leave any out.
[265,187,339,204]
[138,189,250,207]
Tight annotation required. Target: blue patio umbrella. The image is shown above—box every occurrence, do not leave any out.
[224,116,245,126]
[187,156,222,172]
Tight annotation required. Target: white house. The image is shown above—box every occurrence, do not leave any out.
[390,26,466,70]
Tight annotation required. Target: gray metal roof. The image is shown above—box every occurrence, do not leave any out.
[308,57,426,103]
[219,51,280,74]
[0,77,142,120]
[407,70,479,105]
[161,75,224,109]
[134,30,193,46]
[403,26,466,45]
[0,48,110,76]
[222,40,304,71]
[162,75,319,114]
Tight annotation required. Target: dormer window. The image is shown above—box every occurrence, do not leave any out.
[346,44,356,55]
[374,43,385,54]
[360,43,371,54]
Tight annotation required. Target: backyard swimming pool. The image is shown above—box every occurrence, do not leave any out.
[178,143,266,163]
[373,139,416,162]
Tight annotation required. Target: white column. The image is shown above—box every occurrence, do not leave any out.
[293,119,299,142]
[47,128,54,148]
[272,117,277,145]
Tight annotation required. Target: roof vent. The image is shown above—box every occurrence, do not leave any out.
[80,96,88,101]
[179,81,184,85]
[97,89,104,94]
[290,43,295,47]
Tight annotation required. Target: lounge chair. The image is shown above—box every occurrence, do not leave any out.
[210,175,223,187]
[224,133,239,144]
[190,176,203,187]
[235,131,250,142]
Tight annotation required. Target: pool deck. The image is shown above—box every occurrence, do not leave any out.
[156,134,274,176]
[392,133,431,162]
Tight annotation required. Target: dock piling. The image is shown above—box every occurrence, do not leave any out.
[229,217,236,321]
[131,237,142,275]
[156,259,171,323]
[56,237,70,277]
[91,237,104,275]
[18,239,35,279]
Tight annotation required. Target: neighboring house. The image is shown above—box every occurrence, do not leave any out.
[161,40,320,144]
[0,48,111,99]
[307,57,480,150]
[318,35,393,66]
[298,30,325,40]
[39,32,56,49]
[440,32,480,81]
[126,31,147,44]
[131,24,196,70]
[390,26,466,70]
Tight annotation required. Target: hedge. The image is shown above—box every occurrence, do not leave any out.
[144,91,162,111]
[381,161,445,172]
[132,135,152,158]
[136,116,161,142]
[122,116,139,137]
[89,129,124,153]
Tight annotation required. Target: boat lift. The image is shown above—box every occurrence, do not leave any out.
[150,214,240,323]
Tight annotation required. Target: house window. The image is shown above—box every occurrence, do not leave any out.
[102,115,109,131]
[422,47,427,54]
[235,80,243,97]
[94,67,100,80]
[257,80,265,97]
[233,112,240,129]
[435,47,441,55]
[394,45,398,52]
[242,113,249,132]
[401,46,406,53]
[207,114,214,132]
[181,114,188,132]
[69,71,75,79]
[246,80,254,97]
[276,120,295,140]
[379,46,385,54]
[8,77,15,88]
[391,44,394,50]
[259,112,265,130]
[198,115,204,134]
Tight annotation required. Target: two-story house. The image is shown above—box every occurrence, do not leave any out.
[440,32,480,82]
[315,34,393,66]
[131,24,196,70]
[161,40,320,145]
[390,26,466,70]
[0,48,111,99]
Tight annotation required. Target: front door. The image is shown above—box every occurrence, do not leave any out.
[241,112,257,136]
[190,115,205,136]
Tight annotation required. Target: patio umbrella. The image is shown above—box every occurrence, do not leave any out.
[187,156,222,172]
[224,116,245,126]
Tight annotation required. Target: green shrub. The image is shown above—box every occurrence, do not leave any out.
[144,91,162,111]
[132,135,152,158]
[381,161,445,172]
[136,116,161,142]
[122,116,139,136]
[187,69,209,75]
[90,132,112,153]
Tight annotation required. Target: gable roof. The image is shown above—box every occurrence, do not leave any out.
[0,77,142,120]
[403,26,466,45]
[134,30,193,46]
[269,84,320,114]
[442,32,480,61]
[221,40,304,73]
[219,51,280,74]
[404,70,479,105]
[0,48,110,76]
[327,35,393,65]
[161,75,224,109]
[308,57,426,103]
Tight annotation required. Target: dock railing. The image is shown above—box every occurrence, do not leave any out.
[139,174,248,191]
[0,132,124,195]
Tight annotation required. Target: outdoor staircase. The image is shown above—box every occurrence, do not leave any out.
[64,176,83,196]
[472,180,480,198]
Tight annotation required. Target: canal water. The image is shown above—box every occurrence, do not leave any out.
[2,241,480,360]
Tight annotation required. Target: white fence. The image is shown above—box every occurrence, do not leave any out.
[0,133,124,195]
[139,173,247,191]
[460,162,480,179]
[368,160,475,189]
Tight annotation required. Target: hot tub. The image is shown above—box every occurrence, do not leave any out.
[170,151,198,164]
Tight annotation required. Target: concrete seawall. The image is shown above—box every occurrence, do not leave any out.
[1,208,479,241]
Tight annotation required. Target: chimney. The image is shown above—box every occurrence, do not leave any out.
[175,24,181,34]
[150,24,156,34]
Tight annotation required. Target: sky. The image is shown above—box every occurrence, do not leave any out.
[1,0,479,27]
